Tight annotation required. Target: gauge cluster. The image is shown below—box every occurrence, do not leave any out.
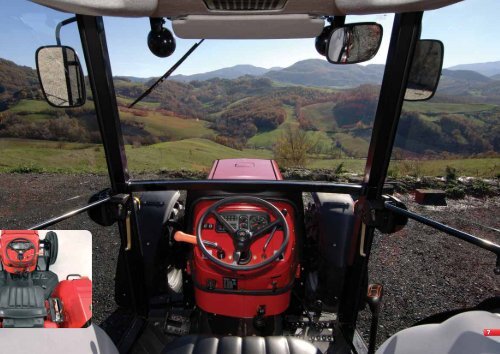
[216,212,270,233]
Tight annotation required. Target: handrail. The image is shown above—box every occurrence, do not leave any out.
[29,196,111,230]
[384,201,500,274]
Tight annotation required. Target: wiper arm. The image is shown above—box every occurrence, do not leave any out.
[129,39,205,108]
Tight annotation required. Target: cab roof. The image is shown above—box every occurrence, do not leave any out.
[30,0,462,39]
[30,0,462,17]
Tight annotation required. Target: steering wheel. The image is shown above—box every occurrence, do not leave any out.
[196,196,289,271]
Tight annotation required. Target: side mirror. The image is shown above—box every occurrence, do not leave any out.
[326,23,383,64]
[405,40,444,101]
[36,45,86,108]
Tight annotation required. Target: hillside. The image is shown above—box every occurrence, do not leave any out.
[0,58,41,110]
[264,60,384,87]
[171,64,274,82]
[0,57,499,173]
[448,61,500,77]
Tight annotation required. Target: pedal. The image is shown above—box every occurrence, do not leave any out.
[163,307,191,336]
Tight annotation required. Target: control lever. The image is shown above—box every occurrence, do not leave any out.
[174,231,225,259]
[367,283,383,354]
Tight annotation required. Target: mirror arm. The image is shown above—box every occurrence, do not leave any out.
[55,17,77,46]
[384,201,500,274]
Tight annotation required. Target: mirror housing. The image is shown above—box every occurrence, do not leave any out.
[405,39,444,101]
[326,23,383,64]
[36,45,86,108]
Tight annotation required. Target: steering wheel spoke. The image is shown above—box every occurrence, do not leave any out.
[251,219,281,239]
[233,251,241,264]
[211,210,236,235]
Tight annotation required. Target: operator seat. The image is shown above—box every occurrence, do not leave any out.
[162,335,322,354]
[376,311,500,354]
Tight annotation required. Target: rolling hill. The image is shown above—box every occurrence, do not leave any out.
[448,61,500,77]
[1,56,499,171]
[171,64,276,82]
[264,60,385,87]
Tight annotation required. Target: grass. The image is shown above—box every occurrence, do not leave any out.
[119,109,215,140]
[0,138,271,174]
[403,101,496,114]
[248,106,333,150]
[0,138,106,173]
[333,133,370,158]
[300,102,337,132]
[1,138,498,178]
[116,96,161,109]
[6,99,52,113]
[127,138,272,172]
[388,158,500,178]
[307,158,366,172]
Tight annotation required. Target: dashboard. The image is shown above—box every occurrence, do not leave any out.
[216,212,270,233]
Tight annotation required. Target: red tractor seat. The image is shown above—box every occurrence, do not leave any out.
[162,335,322,354]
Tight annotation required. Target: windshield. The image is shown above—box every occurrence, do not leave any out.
[102,15,391,179]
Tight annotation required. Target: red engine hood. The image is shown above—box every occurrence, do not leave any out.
[208,159,282,180]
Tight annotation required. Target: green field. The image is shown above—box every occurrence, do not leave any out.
[1,138,498,178]
[119,110,215,140]
[0,138,271,173]
[403,101,496,114]
[301,102,337,132]
[248,106,333,151]
[116,96,161,109]
[0,138,106,173]
[6,99,54,113]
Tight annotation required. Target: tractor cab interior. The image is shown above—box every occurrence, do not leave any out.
[9,0,500,353]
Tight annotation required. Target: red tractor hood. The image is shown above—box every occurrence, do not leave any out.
[208,159,282,180]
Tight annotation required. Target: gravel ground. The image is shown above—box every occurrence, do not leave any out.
[0,173,498,348]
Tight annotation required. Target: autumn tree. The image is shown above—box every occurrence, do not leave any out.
[273,125,316,168]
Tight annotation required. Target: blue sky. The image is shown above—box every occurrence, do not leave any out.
[0,0,499,77]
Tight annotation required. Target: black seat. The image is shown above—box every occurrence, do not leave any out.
[162,335,322,354]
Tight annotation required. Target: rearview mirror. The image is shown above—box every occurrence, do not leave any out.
[36,45,86,107]
[405,40,444,101]
[326,23,383,64]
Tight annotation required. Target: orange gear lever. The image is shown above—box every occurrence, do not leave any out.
[174,231,198,245]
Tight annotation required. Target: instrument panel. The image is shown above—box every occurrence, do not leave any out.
[216,212,270,233]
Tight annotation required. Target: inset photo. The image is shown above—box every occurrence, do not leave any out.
[0,230,92,328]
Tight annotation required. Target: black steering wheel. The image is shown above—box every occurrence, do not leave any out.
[196,196,289,271]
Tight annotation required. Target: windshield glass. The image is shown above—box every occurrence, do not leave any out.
[103,15,392,179]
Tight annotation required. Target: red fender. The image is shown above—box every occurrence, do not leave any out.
[52,277,92,328]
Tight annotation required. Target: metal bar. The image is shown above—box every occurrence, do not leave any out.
[55,17,77,46]
[126,179,363,194]
[28,196,111,230]
[363,14,422,198]
[76,15,147,316]
[384,202,500,255]
[76,15,129,192]
[338,12,423,339]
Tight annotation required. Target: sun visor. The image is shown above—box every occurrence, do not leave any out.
[172,15,324,39]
